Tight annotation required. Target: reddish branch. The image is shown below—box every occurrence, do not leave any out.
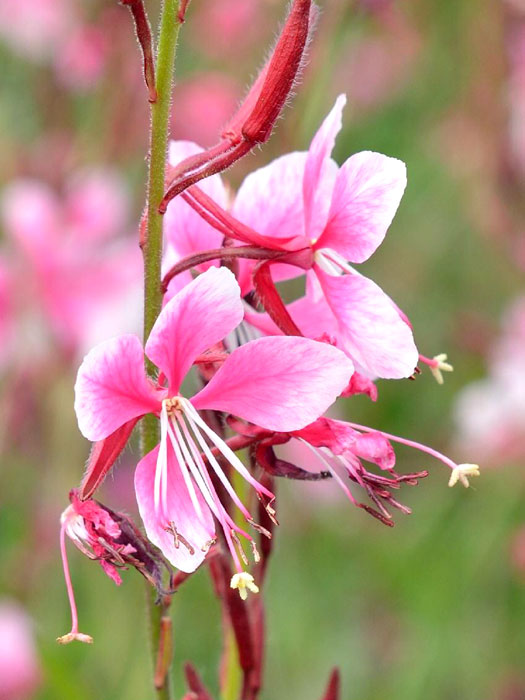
[120,0,157,103]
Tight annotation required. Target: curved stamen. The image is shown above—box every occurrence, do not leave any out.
[182,398,274,501]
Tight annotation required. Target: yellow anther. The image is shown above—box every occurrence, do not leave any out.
[230,572,259,601]
[448,463,480,488]
[163,397,182,415]
[430,353,453,385]
[56,632,93,645]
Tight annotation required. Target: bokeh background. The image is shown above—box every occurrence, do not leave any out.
[1,0,525,698]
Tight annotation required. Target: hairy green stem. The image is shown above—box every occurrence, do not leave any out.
[141,0,181,698]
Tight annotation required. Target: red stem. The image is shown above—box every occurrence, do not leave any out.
[121,0,157,103]
[161,245,287,293]
[253,261,302,336]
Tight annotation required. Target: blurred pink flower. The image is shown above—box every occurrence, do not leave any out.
[0,0,73,59]
[333,13,420,113]
[454,297,525,464]
[54,25,107,91]
[0,170,141,360]
[172,74,240,146]
[191,0,267,59]
[0,601,41,700]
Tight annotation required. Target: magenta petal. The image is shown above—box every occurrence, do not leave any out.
[316,151,407,262]
[315,267,418,379]
[164,141,226,266]
[303,95,346,240]
[233,152,308,246]
[74,335,161,441]
[145,267,244,391]
[192,336,354,432]
[134,446,215,573]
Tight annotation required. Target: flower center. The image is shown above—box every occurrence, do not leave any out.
[154,396,275,590]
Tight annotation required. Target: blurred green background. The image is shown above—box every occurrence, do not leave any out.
[1,0,524,698]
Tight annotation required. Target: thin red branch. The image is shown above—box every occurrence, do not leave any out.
[121,0,157,103]
[253,261,303,336]
[161,245,286,293]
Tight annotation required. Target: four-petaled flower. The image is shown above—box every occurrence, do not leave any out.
[74,267,353,583]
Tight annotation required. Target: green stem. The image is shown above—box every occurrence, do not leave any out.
[141,1,181,698]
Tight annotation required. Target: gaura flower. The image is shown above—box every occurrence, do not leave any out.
[230,93,418,378]
[288,417,479,520]
[74,267,353,589]
[242,415,480,524]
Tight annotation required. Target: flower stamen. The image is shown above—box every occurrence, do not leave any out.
[448,463,480,488]
[230,572,259,601]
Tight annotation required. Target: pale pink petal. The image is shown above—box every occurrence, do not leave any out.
[315,267,418,379]
[164,141,226,267]
[192,336,353,431]
[303,94,346,240]
[134,446,215,573]
[233,152,308,246]
[316,151,407,262]
[145,267,244,392]
[75,334,161,441]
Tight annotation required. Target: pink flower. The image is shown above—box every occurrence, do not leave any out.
[231,94,418,378]
[74,267,353,582]
[0,601,41,700]
[242,413,480,524]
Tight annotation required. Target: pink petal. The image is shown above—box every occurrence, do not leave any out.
[192,336,353,431]
[352,431,396,470]
[293,417,395,469]
[145,267,244,392]
[75,334,161,441]
[315,267,418,379]
[232,152,308,247]
[164,141,226,267]
[316,151,407,262]
[134,446,215,573]
[303,94,346,240]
